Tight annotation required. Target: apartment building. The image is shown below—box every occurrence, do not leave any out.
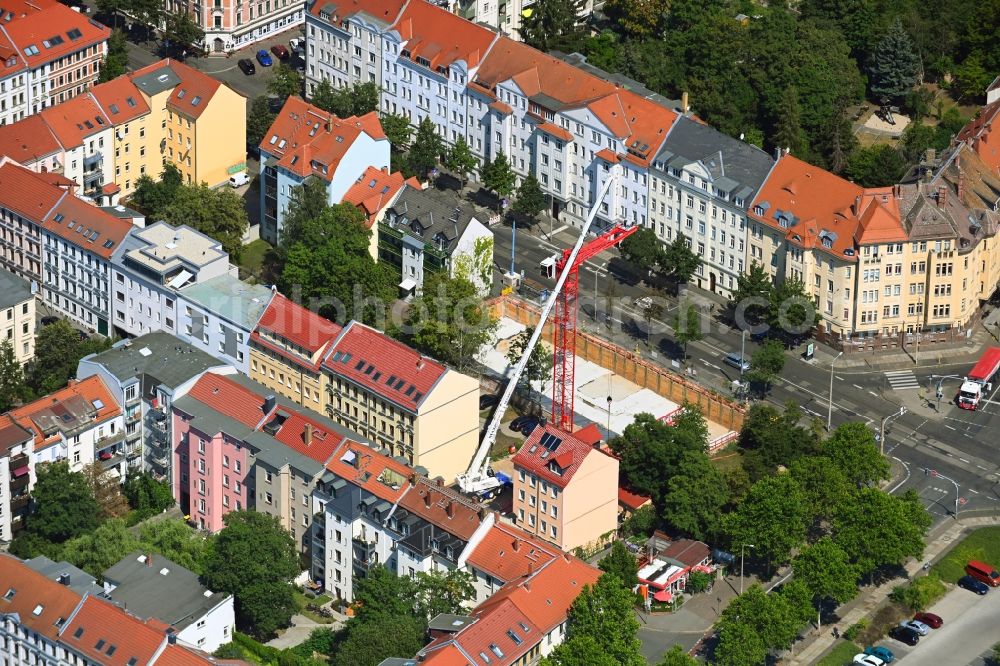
[320,320,480,482]
[6,375,128,476]
[0,416,32,542]
[0,268,35,365]
[164,0,304,55]
[76,331,232,483]
[0,160,134,336]
[0,0,109,125]
[957,77,1000,174]
[36,94,116,201]
[315,440,489,600]
[379,184,495,297]
[249,291,343,410]
[111,222,231,338]
[462,519,562,603]
[647,115,774,297]
[258,95,391,244]
[342,166,414,258]
[511,424,618,552]
[176,274,274,374]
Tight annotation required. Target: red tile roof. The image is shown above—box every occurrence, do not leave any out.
[260,96,386,182]
[595,147,619,163]
[958,100,1000,172]
[573,423,601,446]
[341,166,411,227]
[90,76,151,124]
[130,59,223,120]
[749,154,869,261]
[43,186,134,259]
[512,424,606,490]
[61,596,165,666]
[659,538,711,568]
[392,0,497,71]
[0,553,83,641]
[0,31,26,78]
[0,3,109,69]
[0,159,64,221]
[0,114,62,164]
[535,121,574,143]
[855,187,907,244]
[0,0,58,20]
[325,439,413,503]
[466,521,558,583]
[398,477,483,540]
[184,372,269,429]
[488,100,512,115]
[306,0,409,28]
[38,93,110,149]
[9,375,122,449]
[618,486,652,511]
[255,292,342,356]
[591,90,677,167]
[322,321,446,412]
[272,409,346,465]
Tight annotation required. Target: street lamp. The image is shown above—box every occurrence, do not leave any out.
[827,351,844,430]
[740,329,747,380]
[879,406,907,456]
[740,543,755,594]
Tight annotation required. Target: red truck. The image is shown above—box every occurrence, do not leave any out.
[957,347,1000,410]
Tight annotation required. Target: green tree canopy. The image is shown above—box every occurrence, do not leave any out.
[409,118,444,178]
[98,29,128,82]
[123,472,175,520]
[413,569,477,622]
[846,144,907,187]
[868,18,922,102]
[747,339,786,390]
[609,411,707,505]
[61,518,140,579]
[833,488,931,574]
[26,320,112,395]
[739,402,821,480]
[792,537,860,626]
[131,163,183,217]
[598,541,639,589]
[445,136,478,185]
[480,151,516,203]
[380,113,413,150]
[160,183,249,259]
[723,473,808,570]
[247,95,277,148]
[202,511,299,638]
[789,455,852,523]
[138,519,210,574]
[661,451,728,540]
[163,11,204,53]
[673,302,703,359]
[546,574,645,666]
[512,174,547,224]
[520,0,587,53]
[333,614,426,666]
[823,421,890,487]
[267,65,302,100]
[25,461,101,543]
[505,326,553,388]
[0,338,27,410]
[729,262,774,329]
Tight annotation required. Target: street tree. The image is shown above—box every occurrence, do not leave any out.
[61,518,140,578]
[131,0,162,40]
[542,635,619,666]
[267,64,302,100]
[769,276,818,341]
[739,401,821,480]
[673,302,702,360]
[96,0,126,26]
[98,29,129,82]
[789,455,852,523]
[868,18,922,102]
[714,616,768,666]
[401,273,497,371]
[519,0,587,53]
[380,113,413,150]
[718,583,802,652]
[658,234,701,285]
[202,511,299,638]
[598,541,638,589]
[512,174,547,224]
[160,184,249,259]
[661,451,728,540]
[548,574,645,666]
[163,11,204,55]
[824,421,890,487]
[833,488,930,574]
[655,645,699,666]
[505,326,553,392]
[642,299,664,346]
[445,136,478,186]
[0,338,27,410]
[82,462,130,520]
[729,262,774,330]
[747,339,786,392]
[619,227,661,274]
[25,462,101,543]
[792,537,859,626]
[479,151,516,205]
[723,473,808,571]
[409,118,444,179]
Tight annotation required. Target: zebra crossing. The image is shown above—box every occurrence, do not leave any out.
[885,370,920,390]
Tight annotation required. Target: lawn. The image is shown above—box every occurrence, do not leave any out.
[816,640,861,666]
[239,239,272,280]
[292,589,335,624]
[932,526,1000,583]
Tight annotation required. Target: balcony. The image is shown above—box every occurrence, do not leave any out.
[9,474,29,492]
[352,537,377,568]
[9,454,28,470]
[99,452,127,470]
[150,407,167,422]
[125,410,141,424]
[125,428,141,442]
[10,495,29,511]
[94,431,126,452]
[83,152,103,171]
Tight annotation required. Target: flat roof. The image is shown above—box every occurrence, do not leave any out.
[0,267,33,310]
[80,331,226,390]
[179,274,273,330]
[122,221,227,275]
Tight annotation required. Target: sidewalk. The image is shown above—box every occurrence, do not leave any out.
[788,515,1000,665]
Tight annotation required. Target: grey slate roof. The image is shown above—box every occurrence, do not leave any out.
[0,267,33,310]
[179,274,273,330]
[102,552,228,630]
[655,115,774,204]
[131,66,182,96]
[383,186,483,255]
[23,556,103,597]
[80,332,226,394]
[247,431,323,477]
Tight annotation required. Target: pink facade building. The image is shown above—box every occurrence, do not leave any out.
[163,0,304,54]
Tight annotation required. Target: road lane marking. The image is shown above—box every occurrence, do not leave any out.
[853,384,864,390]
[944,424,957,430]
[836,375,845,381]
[959,458,970,463]
[868,390,879,397]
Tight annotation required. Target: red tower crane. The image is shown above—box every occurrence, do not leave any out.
[551,223,638,431]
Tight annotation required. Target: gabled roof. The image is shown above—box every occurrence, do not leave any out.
[749,153,866,261]
[341,166,413,227]
[465,521,558,583]
[260,96,385,182]
[391,0,497,71]
[270,408,347,465]
[324,438,413,503]
[90,76,151,124]
[512,424,607,489]
[0,0,58,21]
[184,372,269,429]
[0,553,82,641]
[38,93,110,148]
[398,477,483,540]
[0,31,26,77]
[322,320,446,412]
[129,59,223,120]
[307,0,409,28]
[9,375,121,449]
[0,159,65,223]
[43,185,133,259]
[855,188,907,245]
[254,292,342,356]
[0,113,61,164]
[0,414,32,452]
[60,596,169,666]
[0,3,109,69]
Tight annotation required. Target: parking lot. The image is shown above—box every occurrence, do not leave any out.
[888,583,1000,664]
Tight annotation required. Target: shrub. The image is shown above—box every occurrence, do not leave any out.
[843,618,868,642]
[859,605,908,645]
[686,571,713,594]
[889,573,947,611]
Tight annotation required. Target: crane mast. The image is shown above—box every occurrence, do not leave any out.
[457,165,623,495]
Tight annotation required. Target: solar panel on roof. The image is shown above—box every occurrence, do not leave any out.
[540,432,562,452]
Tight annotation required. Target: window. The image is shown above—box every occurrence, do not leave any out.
[265,492,273,504]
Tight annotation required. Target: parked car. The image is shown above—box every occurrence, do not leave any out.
[887,626,920,646]
[723,352,751,372]
[289,37,303,54]
[270,44,289,59]
[479,394,499,410]
[863,646,895,664]
[853,654,885,666]
[958,574,989,595]
[40,316,59,326]
[965,560,1000,587]
[255,49,273,66]
[237,58,255,75]
[521,420,540,436]
[509,415,538,432]
[229,172,251,188]
[898,619,930,636]
[912,612,942,629]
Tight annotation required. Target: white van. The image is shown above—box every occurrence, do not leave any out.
[229,172,251,188]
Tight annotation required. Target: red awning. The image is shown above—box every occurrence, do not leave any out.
[653,590,672,603]
[12,466,29,478]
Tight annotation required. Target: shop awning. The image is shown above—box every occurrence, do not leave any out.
[653,589,672,603]
[12,466,29,478]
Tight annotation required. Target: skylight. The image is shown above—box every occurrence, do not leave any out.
[32,604,43,616]
[191,95,201,106]
[24,45,38,56]
[177,89,186,98]
[109,103,119,114]
[126,96,136,107]
[67,28,83,40]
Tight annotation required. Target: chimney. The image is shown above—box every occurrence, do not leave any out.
[435,477,444,487]
[424,492,431,508]
[263,395,276,415]
[937,186,948,207]
[303,422,313,446]
[446,500,455,519]
[57,573,71,586]
[409,473,419,485]
[681,91,689,115]
[563,551,570,562]
[417,358,425,371]
[527,561,534,577]
[325,118,332,132]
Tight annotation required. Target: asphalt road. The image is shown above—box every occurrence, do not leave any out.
[892,584,1000,665]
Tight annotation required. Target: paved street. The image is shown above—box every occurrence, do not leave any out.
[893,584,1000,665]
